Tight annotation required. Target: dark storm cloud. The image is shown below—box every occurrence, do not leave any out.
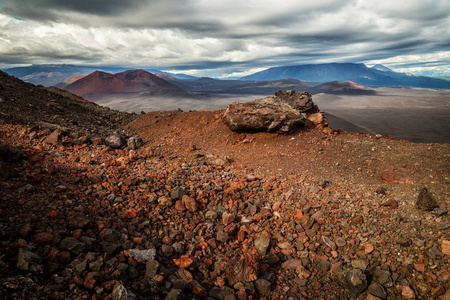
[1,0,145,19]
[0,0,448,76]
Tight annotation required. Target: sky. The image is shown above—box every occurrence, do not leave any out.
[0,0,449,78]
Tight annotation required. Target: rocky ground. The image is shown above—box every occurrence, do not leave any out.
[0,72,449,299]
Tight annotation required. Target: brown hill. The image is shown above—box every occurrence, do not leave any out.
[0,72,449,299]
[0,70,136,137]
[310,80,375,95]
[54,74,87,89]
[66,69,185,96]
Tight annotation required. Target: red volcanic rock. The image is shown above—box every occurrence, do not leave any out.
[379,198,399,209]
[121,209,140,219]
[381,170,406,183]
[66,69,184,96]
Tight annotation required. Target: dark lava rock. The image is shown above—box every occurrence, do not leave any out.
[222,91,315,133]
[0,160,9,181]
[368,282,388,299]
[416,187,439,211]
[60,237,86,254]
[17,248,43,273]
[105,133,126,148]
[344,268,367,298]
[255,278,271,296]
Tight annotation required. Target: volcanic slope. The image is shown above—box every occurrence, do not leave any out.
[0,73,449,299]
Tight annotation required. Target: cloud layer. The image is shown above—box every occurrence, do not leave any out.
[1,0,449,77]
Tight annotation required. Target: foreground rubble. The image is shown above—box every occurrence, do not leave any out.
[0,116,449,299]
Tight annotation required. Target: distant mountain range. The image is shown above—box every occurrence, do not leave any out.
[241,63,450,89]
[3,64,196,86]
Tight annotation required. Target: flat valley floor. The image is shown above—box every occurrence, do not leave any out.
[92,87,450,143]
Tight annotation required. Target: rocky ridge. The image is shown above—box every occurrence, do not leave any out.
[0,72,449,299]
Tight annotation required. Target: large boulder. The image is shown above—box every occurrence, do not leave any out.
[222,90,323,133]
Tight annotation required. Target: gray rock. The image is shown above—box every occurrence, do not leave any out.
[397,237,412,247]
[17,248,43,273]
[124,248,156,263]
[416,187,439,211]
[254,236,270,256]
[208,286,235,300]
[368,282,387,299]
[427,245,444,258]
[103,229,121,243]
[105,133,126,148]
[432,207,448,216]
[127,135,143,150]
[222,91,314,133]
[255,278,271,295]
[281,259,303,270]
[60,237,85,254]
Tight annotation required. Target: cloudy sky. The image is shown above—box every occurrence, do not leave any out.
[0,0,449,77]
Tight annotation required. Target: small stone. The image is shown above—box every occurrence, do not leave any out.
[277,241,292,249]
[400,285,416,299]
[416,187,439,211]
[127,135,143,150]
[161,244,174,257]
[205,210,218,220]
[368,283,387,299]
[397,237,412,247]
[442,240,450,255]
[311,210,324,221]
[158,196,172,208]
[320,235,335,249]
[171,187,185,200]
[121,209,140,219]
[222,212,235,226]
[112,283,136,300]
[124,248,156,263]
[173,255,195,269]
[17,248,43,273]
[437,222,449,230]
[217,231,229,243]
[145,260,160,279]
[255,278,271,295]
[309,186,320,193]
[165,289,183,300]
[379,198,398,209]
[344,268,367,298]
[32,232,54,244]
[351,259,368,270]
[360,242,374,254]
[44,130,62,145]
[427,245,444,258]
[182,195,198,212]
[335,237,346,247]
[254,236,270,256]
[281,259,303,270]
[317,261,331,274]
[433,207,448,216]
[60,237,85,254]
[381,170,405,183]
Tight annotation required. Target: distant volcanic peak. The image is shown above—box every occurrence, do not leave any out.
[65,69,184,96]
